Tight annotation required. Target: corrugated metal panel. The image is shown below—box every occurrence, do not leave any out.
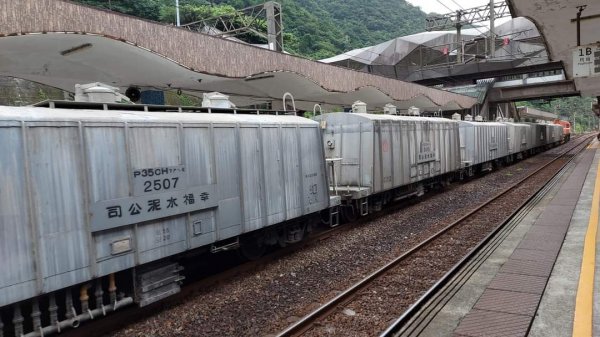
[240,127,263,232]
[282,127,302,219]
[0,126,37,307]
[85,125,133,276]
[214,126,242,240]
[262,127,285,224]
[300,127,329,214]
[27,125,91,293]
[503,122,530,154]
[317,113,461,198]
[547,124,563,143]
[523,123,546,149]
[459,122,509,166]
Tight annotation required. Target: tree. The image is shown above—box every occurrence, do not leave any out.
[72,0,427,59]
[76,0,167,21]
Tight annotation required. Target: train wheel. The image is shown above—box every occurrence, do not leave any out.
[341,204,358,223]
[239,237,267,261]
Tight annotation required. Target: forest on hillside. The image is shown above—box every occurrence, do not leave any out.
[72,0,427,59]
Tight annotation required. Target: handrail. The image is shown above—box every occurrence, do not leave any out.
[283,92,296,114]
[313,104,323,117]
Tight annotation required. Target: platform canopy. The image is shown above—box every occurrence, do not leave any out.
[0,0,477,112]
[508,0,600,97]
[516,106,558,121]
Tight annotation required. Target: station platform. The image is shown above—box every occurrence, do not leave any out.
[411,138,600,337]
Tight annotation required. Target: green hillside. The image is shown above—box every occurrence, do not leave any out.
[73,0,426,59]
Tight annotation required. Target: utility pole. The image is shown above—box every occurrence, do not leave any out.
[456,10,463,64]
[489,0,495,58]
[176,0,181,27]
[588,114,592,132]
[576,5,586,46]
[265,1,284,52]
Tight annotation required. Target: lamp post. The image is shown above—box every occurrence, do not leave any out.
[176,0,181,27]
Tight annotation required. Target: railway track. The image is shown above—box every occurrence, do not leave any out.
[382,136,592,337]
[66,181,445,337]
[67,194,431,337]
[275,134,594,337]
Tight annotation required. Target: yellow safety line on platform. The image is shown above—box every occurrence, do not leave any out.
[573,153,600,337]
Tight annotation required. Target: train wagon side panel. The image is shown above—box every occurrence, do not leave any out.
[319,114,374,193]
[459,122,475,167]
[282,127,303,219]
[299,126,330,214]
[317,113,460,199]
[184,125,220,249]
[86,123,137,276]
[0,124,37,307]
[28,124,92,293]
[550,124,563,143]
[261,126,286,225]
[367,116,459,191]
[504,123,518,155]
[127,125,189,265]
[538,124,548,147]
[240,126,264,232]
[504,123,530,154]
[213,125,243,240]
[519,124,531,151]
[459,122,509,166]
[391,121,406,186]
[0,107,329,308]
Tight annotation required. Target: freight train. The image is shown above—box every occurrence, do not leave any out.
[0,99,567,337]
[553,119,572,141]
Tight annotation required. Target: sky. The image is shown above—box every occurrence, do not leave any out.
[405,0,497,14]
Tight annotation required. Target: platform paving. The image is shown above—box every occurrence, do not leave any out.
[528,144,599,337]
[417,141,599,337]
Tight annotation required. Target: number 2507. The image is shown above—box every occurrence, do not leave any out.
[144,178,179,192]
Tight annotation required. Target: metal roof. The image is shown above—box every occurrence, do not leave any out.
[321,17,547,69]
[0,0,477,112]
[0,106,318,125]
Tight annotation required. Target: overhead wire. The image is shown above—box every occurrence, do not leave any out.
[427,0,553,89]
[444,0,520,59]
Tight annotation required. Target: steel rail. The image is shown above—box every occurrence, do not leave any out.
[276,135,594,337]
[380,134,594,337]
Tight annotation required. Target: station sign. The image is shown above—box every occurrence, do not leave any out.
[572,44,600,78]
